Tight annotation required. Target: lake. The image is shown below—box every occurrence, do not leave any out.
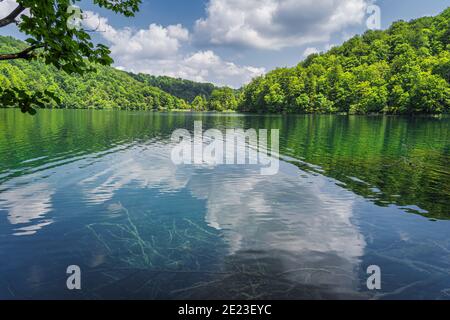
[0,109,449,299]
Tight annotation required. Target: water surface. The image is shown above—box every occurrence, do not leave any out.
[0,109,449,299]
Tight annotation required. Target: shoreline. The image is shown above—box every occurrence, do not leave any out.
[1,107,448,118]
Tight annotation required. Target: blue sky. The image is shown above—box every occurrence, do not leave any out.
[1,0,449,87]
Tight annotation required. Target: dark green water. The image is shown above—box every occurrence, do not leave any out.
[0,109,449,299]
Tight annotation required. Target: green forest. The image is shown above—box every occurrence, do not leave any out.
[1,7,449,114]
[0,36,189,111]
[0,35,239,112]
[129,73,216,103]
[240,8,450,114]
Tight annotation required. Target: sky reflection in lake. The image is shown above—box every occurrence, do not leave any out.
[0,110,449,299]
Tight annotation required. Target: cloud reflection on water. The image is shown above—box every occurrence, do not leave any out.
[76,143,366,297]
[0,183,54,236]
[0,141,366,297]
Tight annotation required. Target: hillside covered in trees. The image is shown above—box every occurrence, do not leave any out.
[0,36,190,111]
[129,74,217,103]
[129,73,240,111]
[0,35,241,112]
[238,7,450,114]
[1,8,449,114]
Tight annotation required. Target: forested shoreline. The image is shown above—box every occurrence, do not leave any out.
[239,8,450,115]
[0,36,239,112]
[1,8,449,114]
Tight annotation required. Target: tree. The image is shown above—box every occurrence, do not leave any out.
[237,7,450,115]
[132,74,217,103]
[264,83,285,112]
[208,88,238,111]
[0,0,141,114]
[191,95,207,111]
[0,36,187,112]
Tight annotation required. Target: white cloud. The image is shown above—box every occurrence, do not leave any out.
[116,50,265,88]
[0,0,18,18]
[83,11,187,60]
[167,24,189,41]
[195,0,369,49]
[303,43,337,57]
[82,11,264,87]
[303,47,320,57]
[324,43,336,51]
[0,0,29,21]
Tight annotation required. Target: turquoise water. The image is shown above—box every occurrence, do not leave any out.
[0,109,449,299]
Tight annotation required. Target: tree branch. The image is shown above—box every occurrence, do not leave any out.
[0,4,26,28]
[0,45,42,61]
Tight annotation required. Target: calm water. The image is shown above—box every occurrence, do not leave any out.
[0,109,449,299]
